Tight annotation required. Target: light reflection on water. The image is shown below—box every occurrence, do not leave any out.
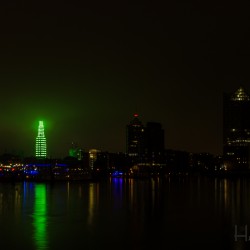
[32,184,48,250]
[0,176,250,249]
[88,182,99,226]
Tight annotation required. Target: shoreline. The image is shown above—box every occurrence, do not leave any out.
[2,171,250,183]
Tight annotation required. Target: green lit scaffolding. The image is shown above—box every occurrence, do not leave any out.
[36,121,47,158]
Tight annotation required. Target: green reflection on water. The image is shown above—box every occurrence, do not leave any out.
[33,184,48,250]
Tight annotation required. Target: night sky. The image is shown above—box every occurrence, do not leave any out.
[1,1,250,158]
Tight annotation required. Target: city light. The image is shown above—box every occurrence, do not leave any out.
[36,121,47,158]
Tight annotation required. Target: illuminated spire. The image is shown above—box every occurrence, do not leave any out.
[36,121,47,158]
[231,87,250,101]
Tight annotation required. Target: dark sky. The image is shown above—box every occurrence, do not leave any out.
[1,1,250,158]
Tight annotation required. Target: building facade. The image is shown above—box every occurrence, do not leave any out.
[35,121,47,159]
[223,87,250,170]
[126,114,165,168]
[126,114,145,163]
[144,122,165,163]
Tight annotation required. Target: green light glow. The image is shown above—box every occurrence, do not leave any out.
[36,121,47,158]
[33,184,48,250]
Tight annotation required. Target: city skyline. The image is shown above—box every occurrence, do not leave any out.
[0,92,247,159]
[1,2,250,157]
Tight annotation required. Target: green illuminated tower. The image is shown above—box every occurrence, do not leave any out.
[36,121,47,158]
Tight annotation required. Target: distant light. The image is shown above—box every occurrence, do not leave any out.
[133,113,139,117]
[56,163,67,167]
[111,171,123,177]
[26,163,51,167]
[231,87,250,101]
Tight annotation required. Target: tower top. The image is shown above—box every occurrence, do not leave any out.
[231,86,250,101]
[129,113,143,126]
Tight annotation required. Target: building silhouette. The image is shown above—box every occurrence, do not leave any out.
[35,121,47,158]
[144,122,165,163]
[223,86,250,170]
[126,114,145,164]
[89,149,101,171]
[126,114,165,170]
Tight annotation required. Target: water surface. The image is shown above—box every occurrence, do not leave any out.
[0,176,250,250]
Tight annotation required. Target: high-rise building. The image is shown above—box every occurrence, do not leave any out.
[35,121,47,158]
[144,122,165,163]
[126,114,145,163]
[89,149,101,170]
[223,87,250,169]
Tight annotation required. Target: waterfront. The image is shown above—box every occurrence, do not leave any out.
[0,176,250,250]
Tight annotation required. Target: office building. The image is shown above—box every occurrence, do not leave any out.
[144,122,165,163]
[223,86,250,169]
[126,114,145,163]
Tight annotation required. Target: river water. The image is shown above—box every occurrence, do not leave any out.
[0,176,250,250]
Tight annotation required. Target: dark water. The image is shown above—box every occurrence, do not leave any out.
[0,176,250,250]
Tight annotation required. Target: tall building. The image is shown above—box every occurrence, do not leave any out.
[35,121,47,158]
[89,149,101,170]
[144,122,165,163]
[223,87,250,169]
[126,114,145,163]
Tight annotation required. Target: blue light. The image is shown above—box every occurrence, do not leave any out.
[25,163,68,167]
[26,164,51,167]
[111,171,123,177]
[24,170,39,175]
[56,164,67,167]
